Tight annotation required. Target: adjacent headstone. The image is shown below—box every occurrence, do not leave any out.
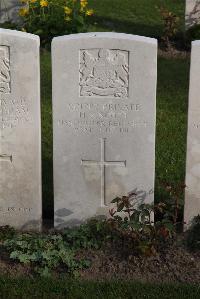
[0,29,41,230]
[185,0,200,28]
[0,0,22,23]
[185,40,200,228]
[53,33,157,228]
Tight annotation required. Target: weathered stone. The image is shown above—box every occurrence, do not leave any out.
[185,40,200,228]
[52,32,157,228]
[185,0,200,28]
[0,29,41,230]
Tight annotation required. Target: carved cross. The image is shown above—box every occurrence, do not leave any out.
[0,154,12,163]
[81,138,126,207]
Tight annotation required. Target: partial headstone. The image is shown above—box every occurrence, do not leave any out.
[185,0,200,28]
[0,29,41,230]
[52,32,157,228]
[185,40,200,228]
[0,0,22,23]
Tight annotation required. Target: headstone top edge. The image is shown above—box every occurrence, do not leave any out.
[52,32,157,46]
[192,40,200,47]
[0,29,40,44]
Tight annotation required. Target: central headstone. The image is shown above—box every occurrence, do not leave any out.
[0,29,41,230]
[52,33,157,228]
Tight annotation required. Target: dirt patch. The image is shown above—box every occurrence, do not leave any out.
[158,48,190,59]
[79,245,200,284]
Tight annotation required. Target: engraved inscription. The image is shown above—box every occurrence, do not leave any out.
[79,49,129,98]
[0,46,11,94]
[0,98,31,133]
[0,207,32,213]
[58,102,148,134]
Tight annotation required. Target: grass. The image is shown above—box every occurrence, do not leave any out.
[88,0,185,37]
[0,277,199,299]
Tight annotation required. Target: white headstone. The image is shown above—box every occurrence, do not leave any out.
[185,40,200,228]
[0,29,41,230]
[185,0,200,28]
[52,33,157,228]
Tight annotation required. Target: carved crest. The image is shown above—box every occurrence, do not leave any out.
[79,49,129,98]
[0,46,11,94]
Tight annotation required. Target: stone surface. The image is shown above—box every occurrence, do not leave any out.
[0,29,41,230]
[0,0,22,23]
[52,32,157,228]
[185,0,200,28]
[185,40,200,228]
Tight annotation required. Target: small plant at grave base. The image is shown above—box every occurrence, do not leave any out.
[0,226,16,243]
[109,191,175,256]
[19,0,94,46]
[159,181,186,229]
[62,219,112,250]
[156,6,179,49]
[185,215,200,251]
[3,232,91,277]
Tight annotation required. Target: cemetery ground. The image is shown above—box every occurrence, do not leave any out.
[0,0,200,298]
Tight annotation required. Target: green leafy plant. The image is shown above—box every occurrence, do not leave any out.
[0,226,16,242]
[157,6,180,49]
[185,215,200,251]
[159,181,186,229]
[109,191,175,256]
[62,219,111,250]
[4,232,90,277]
[19,0,94,46]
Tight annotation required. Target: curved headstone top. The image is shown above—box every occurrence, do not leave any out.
[0,28,40,42]
[52,32,157,228]
[52,32,157,45]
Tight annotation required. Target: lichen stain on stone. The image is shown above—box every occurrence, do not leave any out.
[191,143,200,157]
[186,174,200,194]
[106,182,126,199]
[191,163,200,177]
[83,166,101,181]
[113,166,128,176]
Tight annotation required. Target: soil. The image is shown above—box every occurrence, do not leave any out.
[0,241,199,283]
[79,244,200,284]
[158,47,190,59]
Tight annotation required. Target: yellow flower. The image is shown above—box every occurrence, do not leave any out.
[80,0,88,8]
[86,9,94,16]
[19,7,29,16]
[40,0,48,7]
[29,0,37,3]
[64,6,72,15]
[65,16,72,22]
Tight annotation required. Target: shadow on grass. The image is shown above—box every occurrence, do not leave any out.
[89,15,164,38]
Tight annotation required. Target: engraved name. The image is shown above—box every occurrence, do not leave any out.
[58,102,147,134]
[0,207,33,213]
[0,98,31,130]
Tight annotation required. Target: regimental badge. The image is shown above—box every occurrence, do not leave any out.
[79,49,129,98]
[0,46,11,94]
